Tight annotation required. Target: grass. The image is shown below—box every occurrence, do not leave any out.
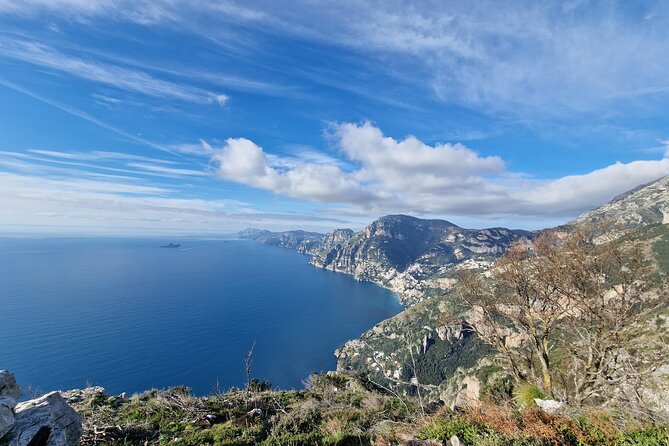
[72,372,669,446]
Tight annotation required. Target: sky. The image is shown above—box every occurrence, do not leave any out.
[1,0,669,235]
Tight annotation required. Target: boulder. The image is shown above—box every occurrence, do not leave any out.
[4,392,82,446]
[0,372,20,401]
[534,398,563,414]
[0,398,15,439]
[0,371,20,441]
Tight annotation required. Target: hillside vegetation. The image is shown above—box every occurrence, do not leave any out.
[73,373,668,446]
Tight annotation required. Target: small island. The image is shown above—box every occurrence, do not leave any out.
[159,243,181,248]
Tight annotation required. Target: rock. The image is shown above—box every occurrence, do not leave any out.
[453,376,481,409]
[450,435,461,446]
[402,439,443,446]
[204,414,224,425]
[0,371,20,440]
[233,408,263,426]
[4,392,82,446]
[0,398,15,439]
[60,387,106,405]
[534,398,563,414]
[0,372,20,402]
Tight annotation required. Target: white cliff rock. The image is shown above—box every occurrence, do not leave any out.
[0,398,15,439]
[4,392,82,446]
[0,372,20,402]
[534,398,563,414]
[0,371,20,440]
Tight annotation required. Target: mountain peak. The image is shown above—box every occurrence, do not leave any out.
[572,175,669,228]
[374,214,459,228]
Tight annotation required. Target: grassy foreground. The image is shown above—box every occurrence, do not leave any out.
[72,372,668,446]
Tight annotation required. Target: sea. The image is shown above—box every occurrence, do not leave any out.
[0,237,403,397]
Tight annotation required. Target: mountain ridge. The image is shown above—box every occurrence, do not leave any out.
[240,214,532,305]
[335,177,669,408]
[571,174,669,228]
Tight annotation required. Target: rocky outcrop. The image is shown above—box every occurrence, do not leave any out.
[534,398,564,414]
[60,387,106,406]
[0,401,13,441]
[239,216,530,305]
[5,392,82,446]
[572,175,669,229]
[238,228,324,252]
[0,372,20,402]
[0,372,82,446]
[311,215,531,305]
[0,371,20,440]
[306,228,354,258]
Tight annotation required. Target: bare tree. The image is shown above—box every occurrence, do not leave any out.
[244,340,256,392]
[458,226,668,406]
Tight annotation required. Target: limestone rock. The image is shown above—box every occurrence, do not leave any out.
[0,371,20,440]
[0,398,15,439]
[60,387,106,405]
[4,392,82,446]
[534,398,563,414]
[572,175,669,229]
[0,372,20,402]
[453,375,481,409]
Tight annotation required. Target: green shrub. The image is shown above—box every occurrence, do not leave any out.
[514,382,546,408]
[421,416,490,444]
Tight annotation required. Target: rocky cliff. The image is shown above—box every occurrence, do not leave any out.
[572,174,669,228]
[310,215,531,305]
[336,179,669,409]
[241,216,531,306]
[238,228,324,253]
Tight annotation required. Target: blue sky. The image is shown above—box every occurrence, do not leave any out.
[1,1,669,234]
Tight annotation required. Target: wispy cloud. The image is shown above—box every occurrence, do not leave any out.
[1,149,208,182]
[5,1,669,116]
[29,149,179,164]
[126,162,209,177]
[0,78,208,166]
[0,170,347,234]
[0,36,228,105]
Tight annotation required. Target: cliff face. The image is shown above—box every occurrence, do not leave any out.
[238,228,324,253]
[335,179,669,410]
[310,215,531,305]
[302,228,354,257]
[240,216,531,305]
[572,175,669,228]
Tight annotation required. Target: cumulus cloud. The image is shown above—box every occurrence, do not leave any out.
[335,122,505,192]
[213,138,376,205]
[211,122,669,220]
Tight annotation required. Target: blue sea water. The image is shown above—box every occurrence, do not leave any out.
[0,237,402,396]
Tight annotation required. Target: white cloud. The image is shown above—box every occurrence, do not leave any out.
[208,93,229,106]
[0,37,228,105]
[125,162,209,177]
[213,138,376,205]
[211,122,669,220]
[0,170,345,234]
[335,122,504,192]
[5,1,668,115]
